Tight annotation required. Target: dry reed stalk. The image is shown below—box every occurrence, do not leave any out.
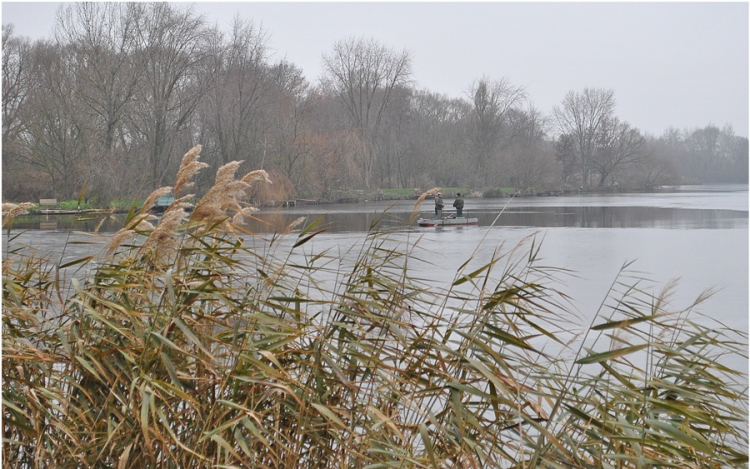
[241,169,273,185]
[124,213,160,231]
[231,206,259,225]
[107,228,136,256]
[140,208,187,258]
[139,187,173,214]
[285,217,307,234]
[164,193,196,215]
[410,187,441,222]
[190,162,270,228]
[93,216,110,234]
[173,145,208,197]
[2,202,34,227]
[1,258,13,275]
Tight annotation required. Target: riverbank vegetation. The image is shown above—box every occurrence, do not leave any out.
[3,146,747,468]
[3,3,748,206]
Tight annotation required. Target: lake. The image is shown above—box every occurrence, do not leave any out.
[5,185,748,338]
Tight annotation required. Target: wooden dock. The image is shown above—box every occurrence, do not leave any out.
[38,208,111,215]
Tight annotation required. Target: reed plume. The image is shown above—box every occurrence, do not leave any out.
[122,213,159,231]
[231,206,259,225]
[164,193,196,213]
[410,187,441,222]
[173,145,208,198]
[241,169,273,185]
[140,208,187,260]
[190,161,271,228]
[107,174,194,257]
[138,187,173,215]
[285,216,307,234]
[107,228,136,256]
[2,202,34,227]
[104,185,178,257]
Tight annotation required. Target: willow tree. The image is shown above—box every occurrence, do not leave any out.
[321,36,412,188]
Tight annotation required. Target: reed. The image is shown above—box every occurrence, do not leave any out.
[3,147,747,468]
[1,202,34,229]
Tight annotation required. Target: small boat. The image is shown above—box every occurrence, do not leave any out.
[417,216,479,227]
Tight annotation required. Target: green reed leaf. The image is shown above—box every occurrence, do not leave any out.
[576,343,650,364]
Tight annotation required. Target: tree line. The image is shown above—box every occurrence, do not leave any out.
[3,3,747,203]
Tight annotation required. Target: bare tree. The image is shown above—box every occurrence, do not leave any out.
[468,77,525,184]
[321,36,412,188]
[374,85,413,188]
[591,117,645,187]
[409,89,472,187]
[265,60,313,190]
[686,124,749,183]
[506,105,548,149]
[553,88,615,186]
[2,26,32,149]
[507,145,558,193]
[54,3,145,199]
[55,3,141,154]
[554,134,578,186]
[130,3,216,189]
[505,105,557,191]
[635,142,676,189]
[651,125,747,184]
[200,15,271,175]
[2,25,35,199]
[19,42,89,199]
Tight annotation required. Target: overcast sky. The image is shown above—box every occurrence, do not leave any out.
[2,2,748,137]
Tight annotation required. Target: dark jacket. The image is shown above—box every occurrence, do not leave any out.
[453,195,464,209]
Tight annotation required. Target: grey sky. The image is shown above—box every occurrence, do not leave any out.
[2,2,748,137]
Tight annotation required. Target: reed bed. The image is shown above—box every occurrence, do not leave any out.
[3,146,747,468]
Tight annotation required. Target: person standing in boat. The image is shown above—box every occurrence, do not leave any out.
[435,192,444,218]
[453,192,464,217]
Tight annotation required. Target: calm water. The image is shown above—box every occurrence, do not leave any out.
[5,185,748,336]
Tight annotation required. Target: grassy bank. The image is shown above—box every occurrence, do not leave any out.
[4,199,140,215]
[3,146,747,468]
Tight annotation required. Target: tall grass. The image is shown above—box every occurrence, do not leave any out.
[3,146,747,468]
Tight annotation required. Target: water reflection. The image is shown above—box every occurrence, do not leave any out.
[9,186,747,233]
[237,205,747,233]
[39,219,58,230]
[243,210,408,234]
[12,213,125,232]
[10,204,747,234]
